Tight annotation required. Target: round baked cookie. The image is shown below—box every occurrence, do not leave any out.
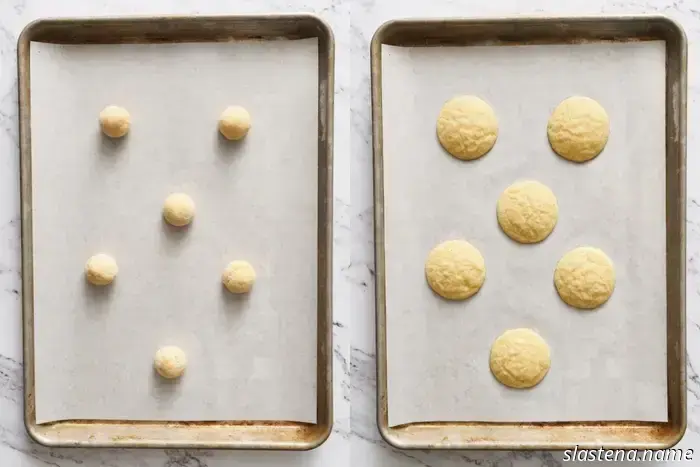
[490,328,551,389]
[154,346,187,379]
[85,253,118,286]
[497,180,558,244]
[99,105,130,138]
[218,106,251,141]
[554,246,615,309]
[547,96,610,162]
[425,240,485,300]
[222,260,256,294]
[162,193,195,227]
[436,95,498,160]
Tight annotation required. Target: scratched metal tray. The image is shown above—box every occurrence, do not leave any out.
[372,15,686,450]
[19,14,334,450]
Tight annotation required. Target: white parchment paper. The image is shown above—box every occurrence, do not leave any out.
[31,39,318,424]
[382,42,668,426]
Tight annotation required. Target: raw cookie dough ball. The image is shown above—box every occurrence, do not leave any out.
[99,105,130,138]
[547,96,610,162]
[154,346,187,379]
[85,253,118,286]
[162,193,195,227]
[497,180,558,244]
[218,106,251,141]
[222,260,256,294]
[554,246,615,309]
[490,328,551,389]
[436,95,498,160]
[425,240,485,300]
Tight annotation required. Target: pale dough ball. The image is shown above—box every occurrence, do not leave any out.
[218,106,251,141]
[554,247,615,309]
[153,346,187,379]
[85,253,118,286]
[436,95,498,160]
[425,240,485,300]
[162,193,195,227]
[99,105,130,138]
[547,96,610,162]
[222,260,256,294]
[497,180,558,244]
[490,328,551,389]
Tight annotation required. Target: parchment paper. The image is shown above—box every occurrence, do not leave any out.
[382,42,668,426]
[31,39,318,424]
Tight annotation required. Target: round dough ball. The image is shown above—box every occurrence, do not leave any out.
[99,105,130,138]
[436,95,498,160]
[162,193,195,227]
[85,253,118,286]
[153,346,187,379]
[547,96,610,162]
[497,180,558,244]
[554,246,615,309]
[218,106,251,141]
[490,328,551,389]
[222,260,256,294]
[425,240,485,300]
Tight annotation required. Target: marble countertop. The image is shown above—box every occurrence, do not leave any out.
[0,0,698,465]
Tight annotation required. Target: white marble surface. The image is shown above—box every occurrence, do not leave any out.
[0,0,350,465]
[348,0,700,466]
[0,0,698,465]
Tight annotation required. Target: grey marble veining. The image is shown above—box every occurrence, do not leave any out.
[0,0,350,465]
[348,0,700,465]
[1,0,699,465]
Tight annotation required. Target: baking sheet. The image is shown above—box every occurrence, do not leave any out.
[30,39,318,424]
[382,41,668,427]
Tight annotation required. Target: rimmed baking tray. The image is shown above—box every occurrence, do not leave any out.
[19,14,333,450]
[372,15,686,450]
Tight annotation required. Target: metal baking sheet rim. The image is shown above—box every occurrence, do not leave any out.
[18,14,334,450]
[371,15,687,451]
